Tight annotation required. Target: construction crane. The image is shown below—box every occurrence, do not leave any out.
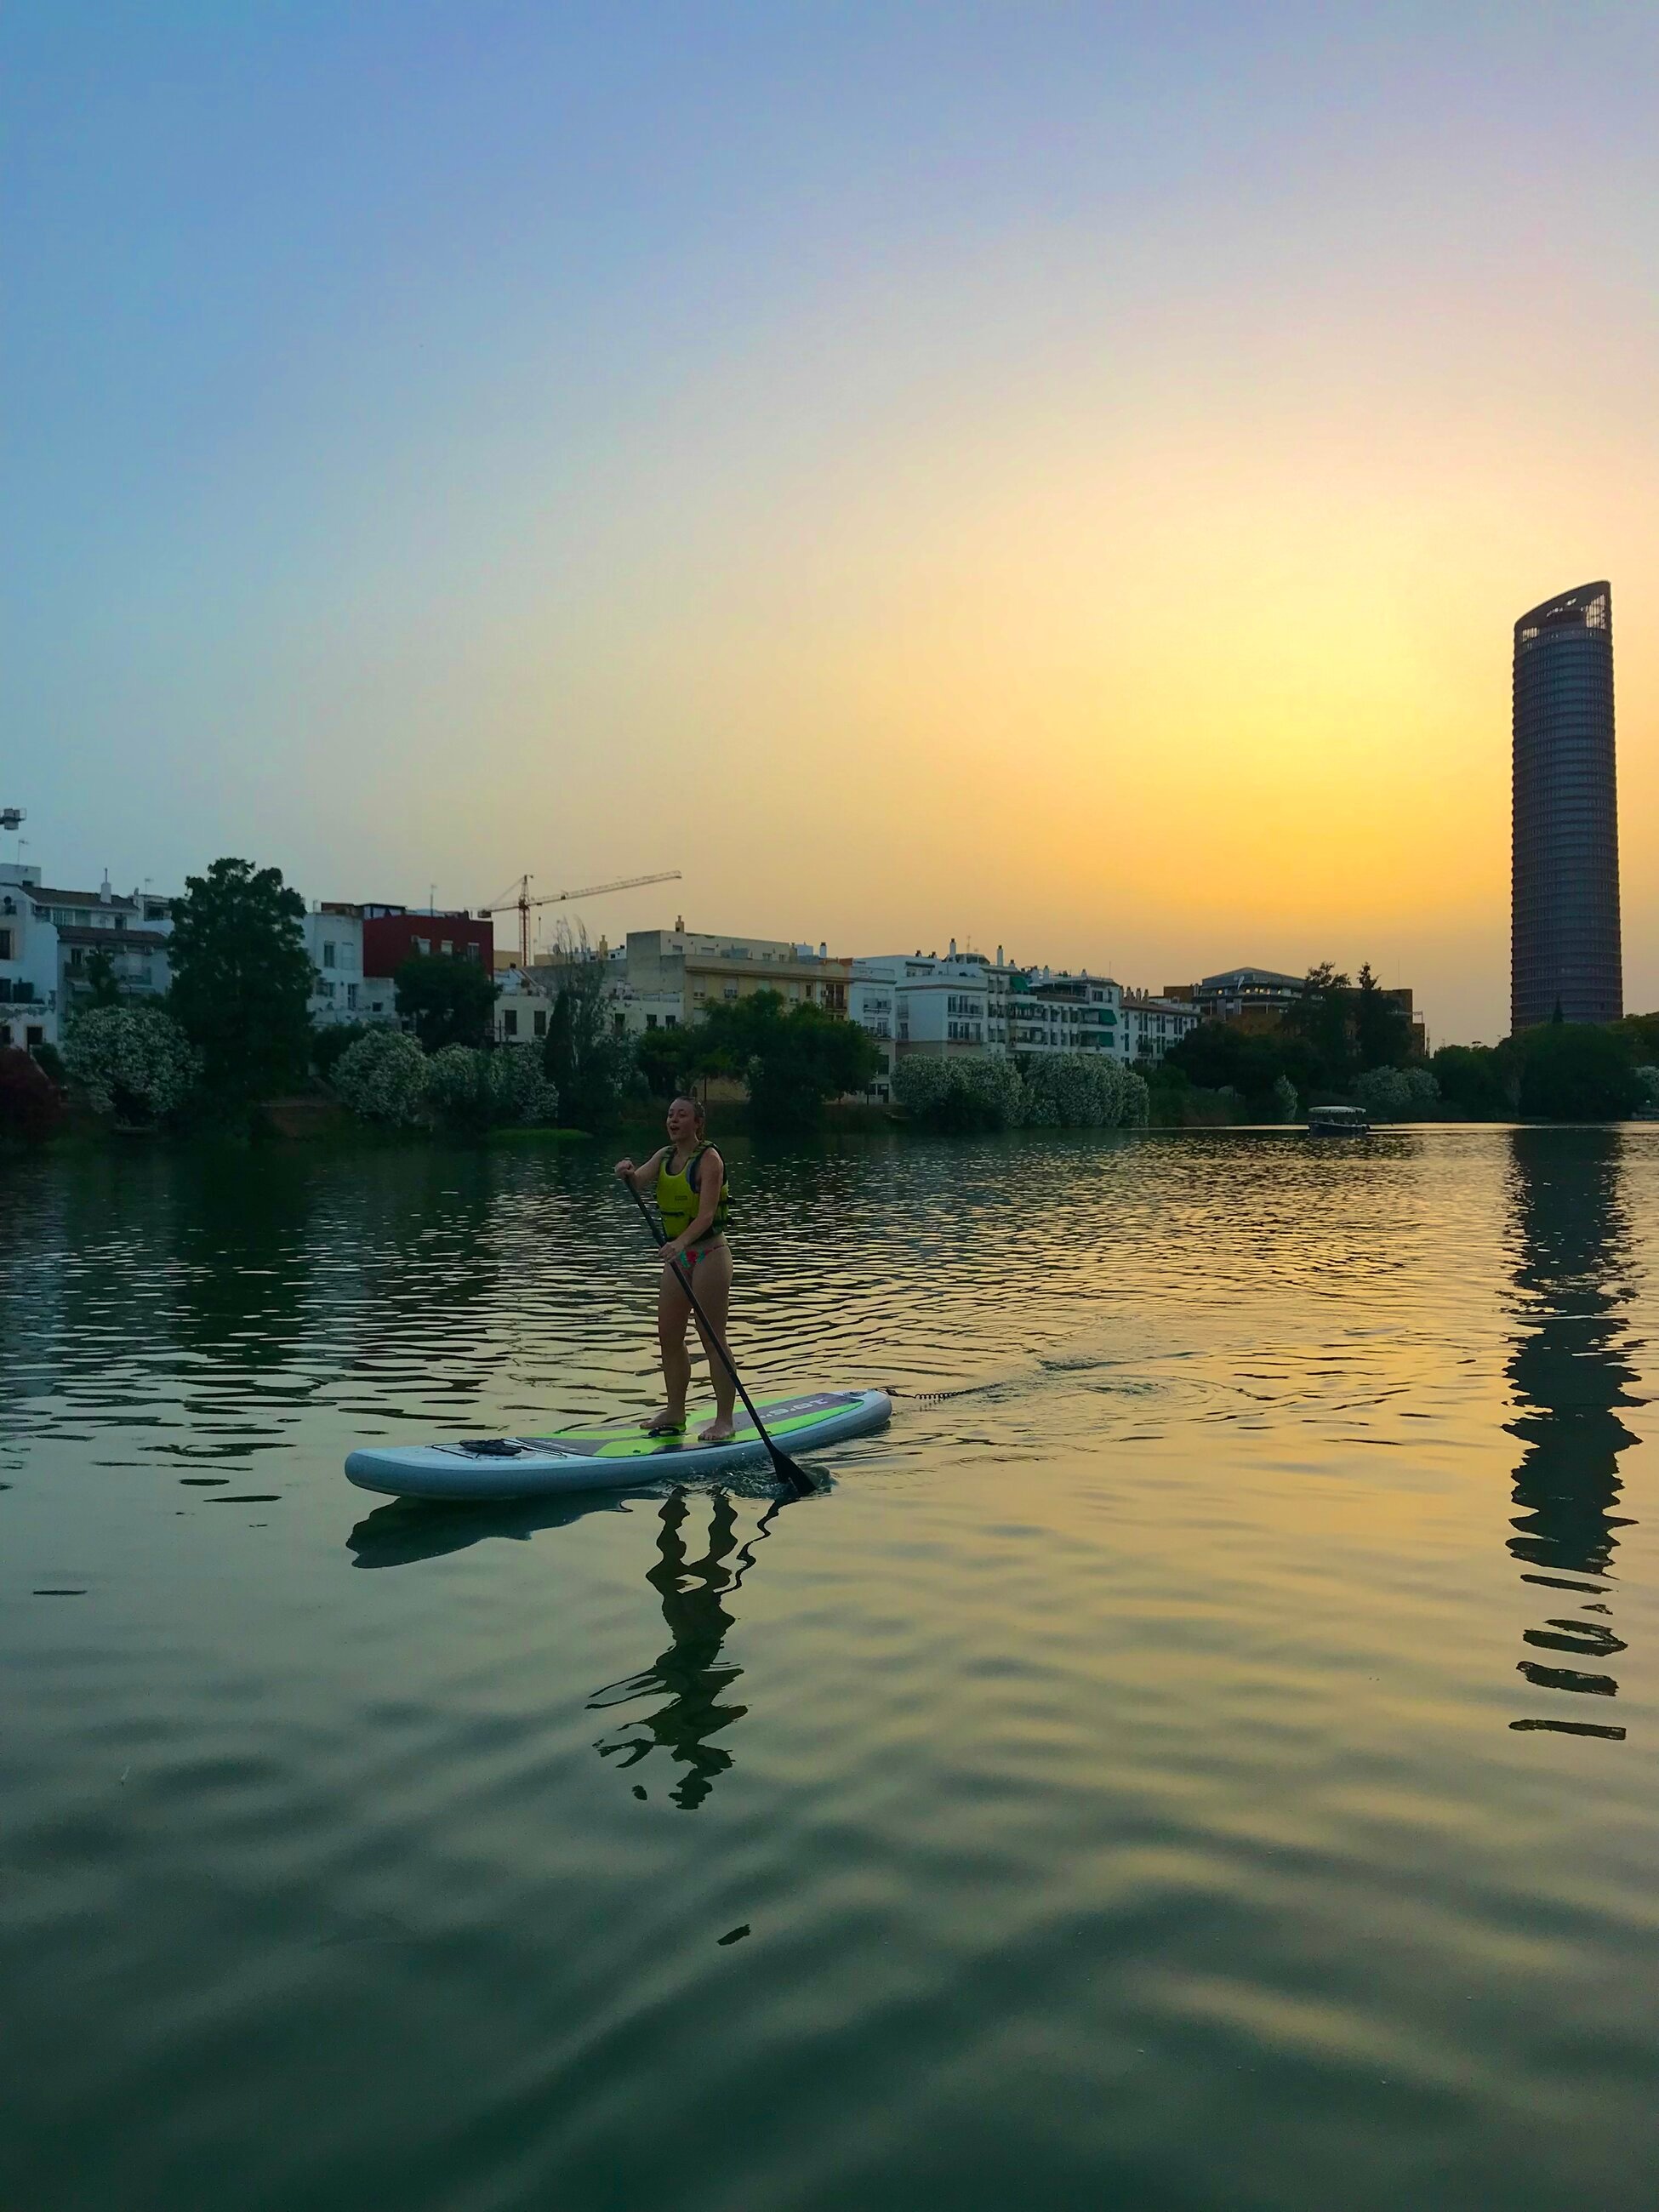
[480,869,682,967]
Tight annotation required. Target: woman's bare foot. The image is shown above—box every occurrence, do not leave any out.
[645,1409,686,1436]
[698,1416,736,1443]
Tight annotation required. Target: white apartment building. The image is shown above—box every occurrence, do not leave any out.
[0,865,175,1051]
[846,974,896,1098]
[301,907,394,1027]
[855,943,1129,1067]
[853,952,989,1056]
[0,864,54,1049]
[1120,991,1200,1063]
[991,963,1125,1058]
[494,966,556,1046]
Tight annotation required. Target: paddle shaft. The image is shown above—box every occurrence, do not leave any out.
[621,1177,810,1494]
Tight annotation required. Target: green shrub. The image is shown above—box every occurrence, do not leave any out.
[311,1021,373,1080]
[542,968,637,1127]
[1429,1043,1514,1120]
[1514,1023,1642,1121]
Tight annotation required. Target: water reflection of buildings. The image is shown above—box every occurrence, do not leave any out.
[589,1491,767,1810]
[1505,1128,1638,1742]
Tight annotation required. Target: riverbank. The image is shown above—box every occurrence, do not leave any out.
[2,1091,906,1154]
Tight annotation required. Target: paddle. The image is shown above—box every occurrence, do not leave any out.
[619,1177,813,1497]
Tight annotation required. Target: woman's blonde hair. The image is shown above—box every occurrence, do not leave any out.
[671,1093,707,1132]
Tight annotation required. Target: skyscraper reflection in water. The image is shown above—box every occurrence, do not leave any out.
[1504,1127,1637,1740]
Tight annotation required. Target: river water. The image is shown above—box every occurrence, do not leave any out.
[3,1126,1657,2209]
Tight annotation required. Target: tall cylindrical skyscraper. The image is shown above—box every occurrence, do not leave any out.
[1512,581,1622,1032]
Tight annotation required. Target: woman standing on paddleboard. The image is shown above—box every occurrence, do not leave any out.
[615,1097,736,1443]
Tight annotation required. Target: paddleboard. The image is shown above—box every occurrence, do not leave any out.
[344,1387,892,1501]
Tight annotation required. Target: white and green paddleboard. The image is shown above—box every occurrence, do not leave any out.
[344,1388,892,1502]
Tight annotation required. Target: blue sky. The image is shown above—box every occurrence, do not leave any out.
[7,4,1658,1035]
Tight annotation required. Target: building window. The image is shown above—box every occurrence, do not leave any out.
[0,1024,9,1045]
[503,1009,518,1036]
[414,937,431,956]
[723,985,738,1001]
[666,1014,678,1028]
[0,929,10,960]
[26,1026,43,1046]
[465,942,481,962]
[345,983,357,1010]
[646,1013,658,1029]
[533,1009,547,1037]
[441,939,454,957]
[322,941,336,968]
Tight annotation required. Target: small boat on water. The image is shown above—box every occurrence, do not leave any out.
[1306,1104,1371,1137]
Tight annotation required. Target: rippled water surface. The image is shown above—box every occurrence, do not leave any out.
[4,1126,1659,2209]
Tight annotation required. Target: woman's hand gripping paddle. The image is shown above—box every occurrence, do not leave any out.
[620,1179,813,1497]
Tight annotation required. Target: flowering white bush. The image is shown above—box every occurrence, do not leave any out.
[1353,1065,1440,1122]
[1637,1065,1659,1114]
[422,1043,491,1128]
[892,1051,1025,1132]
[892,1050,1148,1132]
[424,1042,558,1130]
[487,1041,559,1126]
[332,1027,429,1126]
[1019,1052,1144,1128]
[63,1005,199,1124]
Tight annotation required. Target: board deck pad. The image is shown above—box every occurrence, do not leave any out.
[445,1392,865,1461]
[345,1388,892,1501]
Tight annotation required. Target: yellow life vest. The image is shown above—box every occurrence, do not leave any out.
[655,1143,729,1241]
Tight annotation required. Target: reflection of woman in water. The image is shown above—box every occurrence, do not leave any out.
[614,1096,735,1443]
[589,1490,750,1811]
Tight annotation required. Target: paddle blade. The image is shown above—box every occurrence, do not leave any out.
[767,1443,814,1496]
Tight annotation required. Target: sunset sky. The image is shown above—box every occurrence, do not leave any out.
[7,3,1658,1042]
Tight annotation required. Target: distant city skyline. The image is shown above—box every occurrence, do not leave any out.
[6,5,1658,1044]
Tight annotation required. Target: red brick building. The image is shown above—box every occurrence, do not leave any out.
[322,903,493,978]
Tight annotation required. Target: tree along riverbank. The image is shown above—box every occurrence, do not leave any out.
[1148,967,1659,1127]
